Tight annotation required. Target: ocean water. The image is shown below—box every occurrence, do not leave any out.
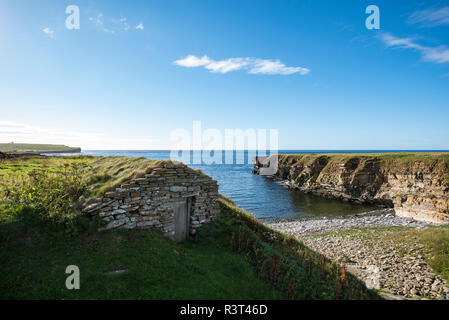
[59,150,435,221]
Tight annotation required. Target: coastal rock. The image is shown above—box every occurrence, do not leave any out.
[268,215,448,300]
[254,154,449,223]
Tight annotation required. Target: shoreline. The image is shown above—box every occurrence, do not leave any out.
[265,212,448,300]
[267,209,441,236]
[253,153,449,223]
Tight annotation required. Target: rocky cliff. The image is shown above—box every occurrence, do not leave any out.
[253,153,449,223]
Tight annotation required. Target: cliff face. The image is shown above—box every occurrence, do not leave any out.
[253,154,449,223]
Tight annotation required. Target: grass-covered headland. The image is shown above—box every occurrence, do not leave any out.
[0,143,81,154]
[0,156,380,299]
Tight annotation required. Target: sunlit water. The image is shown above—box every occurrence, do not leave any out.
[55,150,407,221]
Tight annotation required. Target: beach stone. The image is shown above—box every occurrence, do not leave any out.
[267,211,447,300]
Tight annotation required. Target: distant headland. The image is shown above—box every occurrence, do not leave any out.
[0,142,81,155]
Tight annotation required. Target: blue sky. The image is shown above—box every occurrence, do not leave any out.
[1,0,449,150]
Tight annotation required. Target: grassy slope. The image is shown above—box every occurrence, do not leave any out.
[1,155,448,299]
[0,156,95,180]
[0,156,181,198]
[0,156,381,299]
[85,156,181,197]
[0,207,281,299]
[0,195,380,300]
[0,156,281,299]
[0,143,81,154]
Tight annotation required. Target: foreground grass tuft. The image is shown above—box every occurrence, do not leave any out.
[413,227,449,282]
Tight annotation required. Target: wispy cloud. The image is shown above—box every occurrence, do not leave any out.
[249,59,309,75]
[379,33,449,64]
[174,55,310,75]
[116,18,130,31]
[89,13,142,34]
[0,121,100,141]
[42,27,54,39]
[175,55,211,67]
[205,58,250,73]
[89,13,115,34]
[408,6,449,27]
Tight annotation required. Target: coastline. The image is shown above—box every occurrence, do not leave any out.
[253,153,449,223]
[257,155,449,299]
[266,211,448,300]
[267,209,439,235]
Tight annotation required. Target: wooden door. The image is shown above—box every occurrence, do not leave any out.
[173,199,190,242]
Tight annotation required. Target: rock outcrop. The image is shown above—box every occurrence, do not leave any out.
[253,154,449,223]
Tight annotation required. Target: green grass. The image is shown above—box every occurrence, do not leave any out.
[211,196,379,299]
[0,143,81,154]
[0,156,184,198]
[83,156,169,197]
[411,227,449,282]
[0,156,380,299]
[0,210,282,299]
[279,152,449,166]
[0,198,379,299]
[0,156,95,181]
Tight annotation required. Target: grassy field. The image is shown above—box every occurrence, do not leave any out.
[0,143,81,154]
[0,156,380,299]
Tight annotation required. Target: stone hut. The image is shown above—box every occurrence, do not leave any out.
[82,159,219,241]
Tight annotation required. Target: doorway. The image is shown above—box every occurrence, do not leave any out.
[173,198,192,242]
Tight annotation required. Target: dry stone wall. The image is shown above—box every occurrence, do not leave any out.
[82,161,219,239]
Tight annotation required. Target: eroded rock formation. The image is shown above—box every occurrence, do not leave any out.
[254,154,449,223]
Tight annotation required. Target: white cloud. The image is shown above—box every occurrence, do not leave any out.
[174,55,309,75]
[0,121,160,150]
[174,55,212,67]
[379,33,449,64]
[408,7,449,27]
[249,59,310,75]
[89,13,116,34]
[205,58,250,73]
[118,18,130,31]
[89,13,142,34]
[380,33,420,49]
[42,27,54,39]
[0,121,100,141]
[422,46,449,64]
